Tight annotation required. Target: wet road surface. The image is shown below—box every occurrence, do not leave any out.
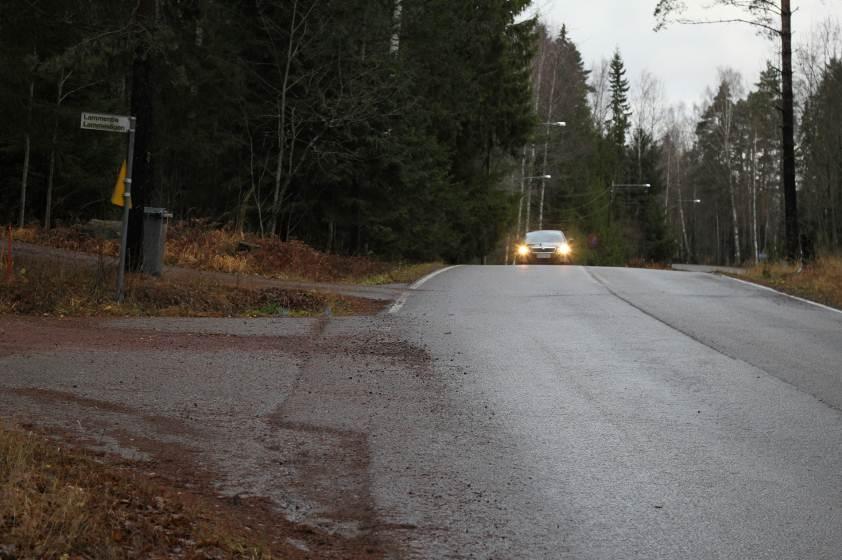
[3,265,842,558]
[381,265,842,558]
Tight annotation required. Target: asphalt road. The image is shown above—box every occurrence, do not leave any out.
[3,264,842,558]
[378,264,842,559]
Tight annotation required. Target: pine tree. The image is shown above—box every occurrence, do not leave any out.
[801,59,842,250]
[607,49,631,154]
[541,26,597,230]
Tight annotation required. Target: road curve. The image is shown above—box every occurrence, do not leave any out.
[374,264,842,559]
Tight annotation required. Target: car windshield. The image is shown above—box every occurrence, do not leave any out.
[526,231,565,244]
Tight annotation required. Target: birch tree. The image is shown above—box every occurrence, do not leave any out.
[654,0,801,261]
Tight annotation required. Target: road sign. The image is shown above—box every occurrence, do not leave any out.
[80,112,131,133]
[80,110,136,301]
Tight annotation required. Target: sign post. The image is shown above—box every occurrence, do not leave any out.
[80,112,136,301]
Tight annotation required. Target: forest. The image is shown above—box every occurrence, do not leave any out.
[1,1,840,266]
[524,8,841,266]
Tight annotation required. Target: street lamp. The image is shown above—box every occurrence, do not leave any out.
[525,175,551,236]
[507,174,554,265]
[669,198,702,263]
[608,182,652,226]
[516,122,566,238]
[538,122,566,230]
[513,121,567,263]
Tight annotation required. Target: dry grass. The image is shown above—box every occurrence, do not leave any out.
[13,223,440,285]
[0,422,272,559]
[741,256,842,310]
[11,225,119,259]
[357,262,444,285]
[0,255,381,318]
[625,258,672,270]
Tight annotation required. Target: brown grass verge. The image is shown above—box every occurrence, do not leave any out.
[0,255,384,318]
[625,258,672,270]
[738,256,842,310]
[11,224,441,285]
[0,421,274,559]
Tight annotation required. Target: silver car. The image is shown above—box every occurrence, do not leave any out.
[515,230,572,264]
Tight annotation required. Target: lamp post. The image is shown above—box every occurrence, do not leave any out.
[517,123,566,240]
[671,198,701,263]
[538,121,566,230]
[610,182,651,204]
[524,175,552,237]
[508,173,552,265]
[608,182,651,227]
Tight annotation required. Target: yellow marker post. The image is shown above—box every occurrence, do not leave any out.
[111,160,131,208]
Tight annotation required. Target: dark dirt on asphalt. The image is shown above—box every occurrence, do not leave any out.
[0,314,430,558]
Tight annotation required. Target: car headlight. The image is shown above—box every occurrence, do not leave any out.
[557,242,571,256]
[517,245,530,256]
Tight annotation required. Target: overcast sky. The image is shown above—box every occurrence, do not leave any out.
[524,0,841,109]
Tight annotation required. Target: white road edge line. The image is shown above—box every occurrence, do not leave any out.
[723,274,842,316]
[388,265,461,315]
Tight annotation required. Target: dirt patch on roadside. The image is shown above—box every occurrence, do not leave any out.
[0,314,430,558]
[6,388,201,440]
[0,316,314,358]
[2,419,385,559]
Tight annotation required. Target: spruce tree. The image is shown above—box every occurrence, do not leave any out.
[607,49,632,154]
[542,26,597,229]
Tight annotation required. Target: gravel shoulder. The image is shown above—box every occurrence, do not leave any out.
[0,313,429,558]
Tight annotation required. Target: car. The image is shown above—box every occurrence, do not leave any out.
[515,230,572,264]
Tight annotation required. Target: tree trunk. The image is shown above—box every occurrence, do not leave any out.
[663,142,671,213]
[751,133,759,262]
[678,197,690,262]
[539,65,557,231]
[525,144,536,236]
[327,219,335,253]
[830,164,838,247]
[728,172,740,264]
[780,0,800,261]
[715,207,722,265]
[238,113,256,235]
[19,79,34,229]
[44,121,58,230]
[269,97,287,236]
[44,71,69,231]
[724,102,741,264]
[268,0,297,237]
[389,0,402,55]
[126,0,156,271]
[676,153,690,260]
[515,148,526,240]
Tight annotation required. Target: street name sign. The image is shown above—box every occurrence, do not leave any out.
[80,110,136,301]
[80,112,131,133]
